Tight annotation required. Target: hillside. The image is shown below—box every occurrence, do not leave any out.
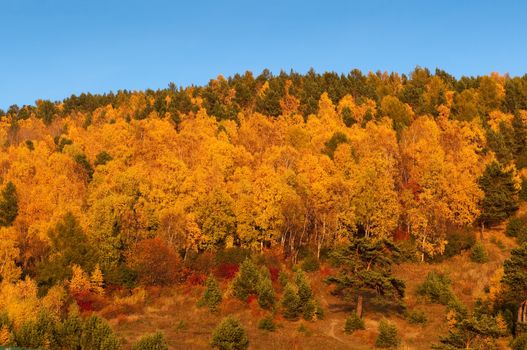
[0,69,527,349]
[95,221,516,350]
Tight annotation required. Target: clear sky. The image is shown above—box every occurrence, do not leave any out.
[1,0,526,109]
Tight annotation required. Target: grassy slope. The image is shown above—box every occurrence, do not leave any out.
[107,224,518,350]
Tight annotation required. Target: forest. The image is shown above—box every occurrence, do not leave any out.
[1,67,527,349]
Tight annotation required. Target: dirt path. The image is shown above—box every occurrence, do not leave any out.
[327,319,345,343]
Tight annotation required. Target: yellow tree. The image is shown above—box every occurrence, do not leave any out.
[68,264,91,295]
[86,162,148,268]
[157,205,202,259]
[0,227,21,283]
[298,154,350,258]
[335,121,401,239]
[0,324,12,346]
[0,277,40,328]
[400,116,485,261]
[90,264,104,296]
[400,117,448,260]
[195,188,236,250]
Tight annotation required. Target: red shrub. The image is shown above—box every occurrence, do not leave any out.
[77,300,93,312]
[268,266,280,282]
[247,294,257,304]
[215,263,239,280]
[185,251,215,274]
[319,266,332,278]
[73,290,107,313]
[393,226,410,241]
[128,237,182,286]
[186,272,207,286]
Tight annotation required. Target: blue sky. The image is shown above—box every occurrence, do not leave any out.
[1,0,526,109]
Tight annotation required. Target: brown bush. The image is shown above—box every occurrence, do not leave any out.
[128,238,182,286]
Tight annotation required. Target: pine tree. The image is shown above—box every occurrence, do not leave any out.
[470,241,489,263]
[232,258,260,301]
[132,331,168,350]
[295,271,313,305]
[326,238,405,318]
[199,275,222,311]
[210,316,249,350]
[0,182,18,227]
[502,243,527,314]
[256,274,275,310]
[434,313,505,349]
[59,314,83,350]
[478,162,519,229]
[344,313,365,334]
[375,319,399,348]
[80,315,121,350]
[38,212,97,286]
[257,316,276,331]
[281,283,301,320]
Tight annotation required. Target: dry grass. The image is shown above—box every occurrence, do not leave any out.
[104,224,518,349]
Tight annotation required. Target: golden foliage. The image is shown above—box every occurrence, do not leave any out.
[0,277,40,328]
[42,284,67,320]
[0,89,489,267]
[0,324,12,346]
[68,264,91,294]
[90,264,104,296]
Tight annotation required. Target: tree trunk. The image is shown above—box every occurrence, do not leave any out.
[421,234,426,263]
[356,294,363,318]
[518,300,527,323]
[317,219,326,260]
[480,222,485,241]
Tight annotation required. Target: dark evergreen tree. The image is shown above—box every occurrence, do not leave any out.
[80,315,121,350]
[74,153,94,181]
[280,283,301,320]
[94,151,113,167]
[486,127,514,164]
[504,78,527,113]
[37,212,97,286]
[59,314,83,350]
[432,313,504,350]
[326,238,405,318]
[502,244,527,316]
[323,132,348,159]
[15,311,60,349]
[255,77,283,118]
[478,162,519,229]
[0,181,18,227]
[36,99,57,125]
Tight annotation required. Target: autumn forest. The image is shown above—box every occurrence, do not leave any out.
[1,68,527,349]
